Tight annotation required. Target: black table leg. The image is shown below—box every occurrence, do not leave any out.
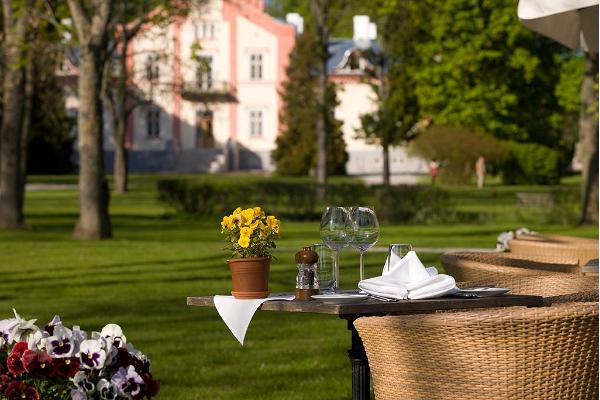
[346,318,370,400]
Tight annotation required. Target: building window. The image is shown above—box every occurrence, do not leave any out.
[196,55,213,91]
[250,53,263,80]
[197,22,215,39]
[146,106,160,138]
[145,55,160,81]
[249,110,263,138]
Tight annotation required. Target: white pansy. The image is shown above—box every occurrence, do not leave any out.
[28,329,48,351]
[9,309,40,343]
[96,378,119,400]
[79,339,107,370]
[101,324,127,348]
[72,371,95,393]
[46,325,76,357]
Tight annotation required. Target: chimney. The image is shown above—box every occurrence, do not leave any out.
[286,13,304,35]
[353,15,371,49]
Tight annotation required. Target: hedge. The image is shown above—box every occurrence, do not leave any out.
[157,177,457,223]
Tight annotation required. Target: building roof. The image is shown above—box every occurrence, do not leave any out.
[327,38,383,75]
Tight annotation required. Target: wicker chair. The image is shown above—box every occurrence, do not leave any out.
[516,233,598,245]
[457,275,599,304]
[509,237,598,266]
[441,251,579,282]
[354,302,599,400]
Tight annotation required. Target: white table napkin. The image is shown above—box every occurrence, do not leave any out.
[359,251,458,300]
[214,295,294,345]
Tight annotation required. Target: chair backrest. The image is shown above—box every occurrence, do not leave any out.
[509,238,598,266]
[458,275,598,304]
[441,251,579,282]
[354,302,599,400]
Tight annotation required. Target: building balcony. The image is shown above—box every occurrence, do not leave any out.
[181,81,236,103]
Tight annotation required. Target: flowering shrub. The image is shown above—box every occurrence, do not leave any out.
[0,310,159,400]
[221,207,280,258]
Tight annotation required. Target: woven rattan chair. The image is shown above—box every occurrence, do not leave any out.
[509,237,598,266]
[354,302,599,400]
[516,233,598,245]
[457,275,599,304]
[441,251,579,282]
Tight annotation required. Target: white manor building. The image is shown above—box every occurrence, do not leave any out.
[62,0,426,178]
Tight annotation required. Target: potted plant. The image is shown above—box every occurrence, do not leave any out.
[221,207,280,299]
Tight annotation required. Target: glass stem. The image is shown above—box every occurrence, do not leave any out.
[359,251,364,282]
[333,250,340,292]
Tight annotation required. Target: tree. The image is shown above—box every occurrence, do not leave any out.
[413,0,571,150]
[272,27,347,176]
[356,0,429,186]
[0,0,35,229]
[67,0,114,239]
[103,1,189,194]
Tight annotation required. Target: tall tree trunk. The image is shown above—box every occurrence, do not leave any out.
[18,45,35,218]
[68,0,113,239]
[311,0,330,201]
[382,143,390,186]
[112,38,129,194]
[0,0,31,229]
[74,48,112,239]
[579,53,599,224]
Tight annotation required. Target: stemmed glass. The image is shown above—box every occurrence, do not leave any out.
[320,207,352,292]
[349,207,380,282]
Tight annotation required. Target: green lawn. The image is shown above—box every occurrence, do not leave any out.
[0,174,596,399]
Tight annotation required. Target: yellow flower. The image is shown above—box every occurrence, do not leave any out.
[221,215,236,231]
[258,221,270,239]
[266,216,280,234]
[240,208,255,225]
[253,207,265,218]
[240,226,253,239]
[238,236,250,248]
[233,207,242,215]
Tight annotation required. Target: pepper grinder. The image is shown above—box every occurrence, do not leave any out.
[295,246,320,300]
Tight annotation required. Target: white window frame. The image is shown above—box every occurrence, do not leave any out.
[250,53,263,80]
[249,110,263,138]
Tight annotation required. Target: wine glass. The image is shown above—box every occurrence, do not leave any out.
[385,243,413,273]
[349,207,380,282]
[319,207,352,292]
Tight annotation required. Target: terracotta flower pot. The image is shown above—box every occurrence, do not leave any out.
[227,257,271,299]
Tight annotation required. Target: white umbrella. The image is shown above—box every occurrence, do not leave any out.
[518,0,598,54]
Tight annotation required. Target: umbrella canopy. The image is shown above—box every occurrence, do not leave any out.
[518,0,599,54]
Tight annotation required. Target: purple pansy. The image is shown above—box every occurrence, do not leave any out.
[111,366,144,397]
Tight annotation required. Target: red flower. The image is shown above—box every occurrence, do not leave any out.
[52,357,80,378]
[0,374,14,392]
[9,342,28,358]
[22,350,54,378]
[4,382,39,400]
[141,373,160,398]
[6,355,24,376]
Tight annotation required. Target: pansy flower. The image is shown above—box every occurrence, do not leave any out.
[101,324,127,348]
[46,325,75,357]
[44,315,62,336]
[70,389,88,400]
[111,365,145,398]
[4,381,39,400]
[6,342,28,375]
[79,339,107,369]
[8,310,39,343]
[72,371,95,393]
[97,379,119,400]
[53,356,80,378]
[22,349,54,377]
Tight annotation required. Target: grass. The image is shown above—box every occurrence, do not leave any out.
[0,174,597,399]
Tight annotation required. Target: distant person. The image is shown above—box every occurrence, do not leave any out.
[428,159,440,185]
[475,156,486,189]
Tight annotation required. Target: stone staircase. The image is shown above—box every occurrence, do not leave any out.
[166,148,227,173]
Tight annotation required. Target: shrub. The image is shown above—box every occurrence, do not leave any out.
[410,126,509,184]
[502,142,567,185]
[157,177,368,220]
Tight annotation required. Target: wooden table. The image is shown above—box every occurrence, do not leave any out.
[187,294,544,400]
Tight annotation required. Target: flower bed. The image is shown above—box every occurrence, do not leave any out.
[0,310,159,400]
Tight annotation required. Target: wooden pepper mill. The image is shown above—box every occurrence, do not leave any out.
[295,247,320,300]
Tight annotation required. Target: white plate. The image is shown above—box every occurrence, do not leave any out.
[311,294,369,304]
[455,287,510,298]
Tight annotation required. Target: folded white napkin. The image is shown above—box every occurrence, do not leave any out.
[359,251,458,300]
[214,295,294,345]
